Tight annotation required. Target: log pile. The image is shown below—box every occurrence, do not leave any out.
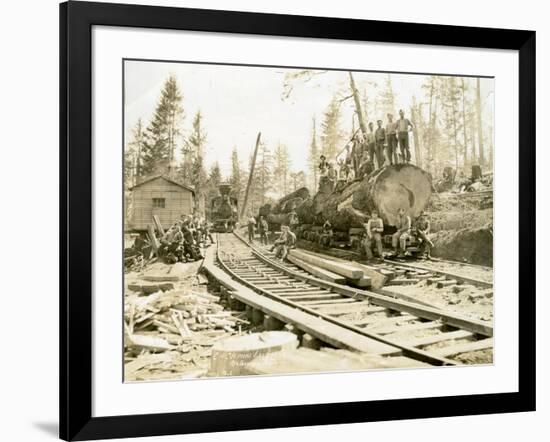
[124,283,250,381]
[264,165,432,231]
[260,187,311,226]
[311,164,432,229]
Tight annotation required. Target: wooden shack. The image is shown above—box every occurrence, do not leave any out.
[126,175,195,231]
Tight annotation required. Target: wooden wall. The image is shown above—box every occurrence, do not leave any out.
[126,177,194,231]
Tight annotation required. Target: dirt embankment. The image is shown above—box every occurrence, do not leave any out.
[426,192,493,267]
[430,226,493,266]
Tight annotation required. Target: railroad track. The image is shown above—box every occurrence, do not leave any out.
[211,232,493,367]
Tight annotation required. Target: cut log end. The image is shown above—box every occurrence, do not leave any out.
[371,164,432,226]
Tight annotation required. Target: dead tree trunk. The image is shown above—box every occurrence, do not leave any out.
[348,72,368,140]
[410,102,422,168]
[461,78,468,168]
[476,78,485,166]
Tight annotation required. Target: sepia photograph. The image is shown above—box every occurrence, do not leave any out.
[123,59,494,382]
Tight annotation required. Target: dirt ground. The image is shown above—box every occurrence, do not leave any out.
[414,259,493,284]
[388,280,493,323]
[430,227,493,266]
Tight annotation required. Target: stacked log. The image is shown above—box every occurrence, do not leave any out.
[262,187,311,226]
[262,165,431,231]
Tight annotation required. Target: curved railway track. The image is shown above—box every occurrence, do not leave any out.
[211,232,493,368]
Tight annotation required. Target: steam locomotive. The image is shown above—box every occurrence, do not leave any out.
[210,183,239,232]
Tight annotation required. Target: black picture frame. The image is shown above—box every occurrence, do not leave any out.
[60,1,536,440]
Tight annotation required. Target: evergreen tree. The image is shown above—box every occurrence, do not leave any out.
[376,74,397,118]
[273,143,292,196]
[125,118,145,187]
[183,110,208,214]
[257,141,273,206]
[320,98,343,162]
[308,117,319,192]
[141,74,184,176]
[290,171,307,191]
[441,77,463,170]
[205,162,223,220]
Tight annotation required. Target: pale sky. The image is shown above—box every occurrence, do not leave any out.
[124,60,494,178]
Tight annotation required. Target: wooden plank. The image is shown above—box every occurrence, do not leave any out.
[401,330,474,347]
[298,249,388,288]
[434,338,493,357]
[289,250,363,279]
[286,294,344,302]
[287,254,347,284]
[313,302,375,315]
[152,215,165,236]
[376,321,443,335]
[353,314,417,328]
[300,298,358,306]
[347,276,372,288]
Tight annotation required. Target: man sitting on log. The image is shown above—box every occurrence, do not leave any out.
[363,210,384,260]
[272,225,296,261]
[414,210,434,259]
[392,208,412,258]
[318,220,334,247]
[358,149,374,179]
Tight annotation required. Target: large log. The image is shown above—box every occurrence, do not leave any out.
[273,187,310,213]
[309,164,432,229]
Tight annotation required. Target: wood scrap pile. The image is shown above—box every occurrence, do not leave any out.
[124,287,249,381]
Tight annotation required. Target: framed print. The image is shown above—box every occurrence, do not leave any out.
[60,1,536,440]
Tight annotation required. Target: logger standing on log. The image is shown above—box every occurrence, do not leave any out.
[364,211,384,260]
[396,109,414,163]
[414,210,434,258]
[374,120,386,169]
[385,113,398,165]
[392,208,412,258]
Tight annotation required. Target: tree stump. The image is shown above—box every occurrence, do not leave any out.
[209,331,299,377]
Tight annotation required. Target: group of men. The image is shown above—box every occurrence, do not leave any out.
[362,208,433,260]
[247,216,297,261]
[157,215,214,264]
[319,109,415,187]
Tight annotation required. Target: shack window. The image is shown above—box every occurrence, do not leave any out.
[152,198,165,208]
